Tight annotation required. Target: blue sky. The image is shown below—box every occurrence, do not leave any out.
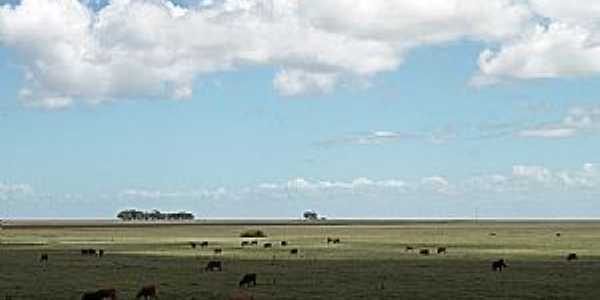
[1,1,600,218]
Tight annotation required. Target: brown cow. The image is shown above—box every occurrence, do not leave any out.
[81,288,117,300]
[136,285,157,300]
[492,259,507,272]
[205,260,223,271]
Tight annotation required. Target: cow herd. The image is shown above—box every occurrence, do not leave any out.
[22,231,584,299]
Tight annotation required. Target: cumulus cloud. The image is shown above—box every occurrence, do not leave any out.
[475,1,600,84]
[0,0,534,109]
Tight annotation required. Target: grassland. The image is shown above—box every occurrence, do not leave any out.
[1,220,600,299]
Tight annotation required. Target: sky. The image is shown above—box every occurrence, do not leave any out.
[1,0,600,219]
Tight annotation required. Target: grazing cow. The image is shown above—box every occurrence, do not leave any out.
[98,249,104,257]
[136,285,157,300]
[241,241,250,247]
[290,249,298,255]
[228,290,254,300]
[214,248,223,255]
[190,242,197,249]
[333,238,341,244]
[327,237,333,244]
[40,253,48,262]
[263,243,272,248]
[239,273,257,287]
[81,249,89,255]
[205,260,223,271]
[489,232,497,236]
[250,240,258,246]
[281,241,288,246]
[81,288,117,300]
[556,232,562,237]
[492,259,507,272]
[200,241,209,248]
[567,253,578,261]
[419,249,430,255]
[405,246,414,252]
[437,247,447,254]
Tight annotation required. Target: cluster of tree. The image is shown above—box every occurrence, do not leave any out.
[303,210,326,221]
[117,209,194,221]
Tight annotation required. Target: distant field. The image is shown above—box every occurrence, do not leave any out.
[1,220,600,299]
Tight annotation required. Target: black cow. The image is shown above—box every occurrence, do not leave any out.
[419,249,430,255]
[281,241,288,246]
[239,273,257,287]
[190,242,197,249]
[290,249,298,255]
[556,232,562,237]
[241,241,250,247]
[136,285,157,300]
[567,253,578,261]
[263,243,272,248]
[214,248,223,255]
[327,237,333,244]
[40,253,48,262]
[405,246,414,251]
[250,240,258,246]
[437,247,447,254]
[200,241,209,248]
[81,288,117,300]
[492,259,507,272]
[333,238,341,244]
[98,249,104,257]
[205,260,223,271]
[489,232,497,236]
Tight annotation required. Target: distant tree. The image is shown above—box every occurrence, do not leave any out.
[117,209,194,221]
[303,210,319,221]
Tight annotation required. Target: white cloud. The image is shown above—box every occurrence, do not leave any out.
[512,165,552,182]
[517,127,576,139]
[0,0,534,109]
[0,182,33,195]
[120,187,228,200]
[475,0,600,84]
[476,23,600,83]
[0,182,34,200]
[517,105,600,139]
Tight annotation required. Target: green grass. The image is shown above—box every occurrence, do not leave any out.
[1,221,600,299]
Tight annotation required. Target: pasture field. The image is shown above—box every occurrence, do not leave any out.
[1,220,600,299]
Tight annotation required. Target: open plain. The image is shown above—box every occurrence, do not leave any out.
[1,220,599,299]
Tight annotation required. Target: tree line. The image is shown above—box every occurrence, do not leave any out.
[117,209,194,221]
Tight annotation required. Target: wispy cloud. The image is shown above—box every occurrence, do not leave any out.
[516,105,600,139]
